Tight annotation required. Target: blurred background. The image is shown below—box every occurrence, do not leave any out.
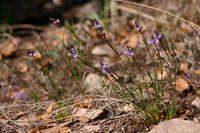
[0,0,119,25]
[0,0,144,25]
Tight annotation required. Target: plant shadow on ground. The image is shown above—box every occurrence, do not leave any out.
[0,0,200,132]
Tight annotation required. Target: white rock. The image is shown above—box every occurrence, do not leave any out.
[80,125,100,132]
[192,97,200,108]
[74,108,104,123]
[84,73,103,92]
[149,118,200,133]
[91,45,114,56]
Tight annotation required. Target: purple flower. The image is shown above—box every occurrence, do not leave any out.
[124,47,134,56]
[67,48,78,59]
[185,73,191,77]
[193,31,198,36]
[155,38,160,43]
[135,22,142,32]
[50,18,60,24]
[27,50,36,57]
[149,39,155,45]
[100,63,113,75]
[53,19,60,24]
[192,30,200,42]
[150,31,163,44]
[93,19,104,33]
[94,19,101,28]
[158,33,162,39]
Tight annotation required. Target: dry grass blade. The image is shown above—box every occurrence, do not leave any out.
[115,0,200,30]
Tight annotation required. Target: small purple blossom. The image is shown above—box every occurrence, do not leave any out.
[193,31,198,36]
[100,63,113,75]
[94,20,101,28]
[192,30,200,42]
[50,18,60,24]
[150,31,163,44]
[149,39,155,45]
[124,47,134,56]
[135,22,142,32]
[27,50,36,57]
[93,19,104,33]
[185,73,191,77]
[67,48,78,59]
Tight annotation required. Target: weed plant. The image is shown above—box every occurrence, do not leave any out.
[66,19,178,125]
[1,0,199,127]
[1,13,177,127]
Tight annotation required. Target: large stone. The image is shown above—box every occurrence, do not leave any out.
[91,45,114,56]
[149,118,200,133]
[80,125,100,133]
[0,39,18,57]
[84,73,104,92]
[74,108,104,123]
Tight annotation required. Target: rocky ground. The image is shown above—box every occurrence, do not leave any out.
[0,0,200,133]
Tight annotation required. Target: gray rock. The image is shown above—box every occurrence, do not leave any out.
[80,125,100,133]
[74,108,104,123]
[149,118,200,133]
[91,45,114,56]
[84,73,104,92]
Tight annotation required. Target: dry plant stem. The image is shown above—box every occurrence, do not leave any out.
[115,0,200,30]
[100,33,120,56]
[117,5,164,23]
[40,98,122,124]
[0,24,46,33]
[0,106,19,128]
[111,0,117,31]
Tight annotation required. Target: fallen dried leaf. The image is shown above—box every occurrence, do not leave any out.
[75,97,93,108]
[0,40,17,57]
[27,128,40,133]
[126,33,140,48]
[179,62,188,73]
[40,127,71,133]
[46,104,53,113]
[195,69,200,77]
[176,78,189,92]
[17,62,28,73]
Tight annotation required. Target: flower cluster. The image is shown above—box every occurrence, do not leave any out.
[100,63,113,75]
[124,47,134,56]
[67,48,78,59]
[150,31,163,44]
[93,19,104,34]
